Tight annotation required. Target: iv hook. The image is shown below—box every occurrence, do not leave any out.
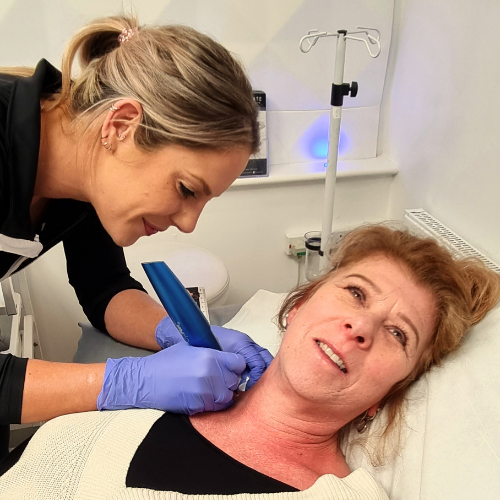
[299,26,381,58]
[299,30,330,53]
[347,26,381,58]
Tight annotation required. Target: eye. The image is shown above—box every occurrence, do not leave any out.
[347,286,365,303]
[179,183,196,199]
[388,327,407,348]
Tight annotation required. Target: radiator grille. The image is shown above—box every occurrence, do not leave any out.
[404,209,500,274]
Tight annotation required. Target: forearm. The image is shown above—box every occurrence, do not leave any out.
[104,289,167,350]
[21,359,105,423]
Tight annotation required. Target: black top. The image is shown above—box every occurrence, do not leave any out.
[0,60,146,424]
[126,412,298,494]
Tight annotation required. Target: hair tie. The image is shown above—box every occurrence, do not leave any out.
[118,27,138,45]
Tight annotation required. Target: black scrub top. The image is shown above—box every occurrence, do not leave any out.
[0,60,146,424]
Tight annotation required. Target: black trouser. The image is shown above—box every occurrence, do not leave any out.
[0,424,9,463]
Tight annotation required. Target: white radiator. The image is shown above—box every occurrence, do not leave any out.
[404,208,500,274]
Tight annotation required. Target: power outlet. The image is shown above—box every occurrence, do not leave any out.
[323,230,348,258]
[285,234,306,257]
[330,231,347,246]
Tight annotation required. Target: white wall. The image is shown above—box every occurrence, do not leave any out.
[1,0,394,361]
[383,0,500,264]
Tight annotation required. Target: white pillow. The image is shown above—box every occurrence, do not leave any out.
[224,289,286,356]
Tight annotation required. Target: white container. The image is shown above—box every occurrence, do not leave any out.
[126,242,230,307]
[304,231,322,282]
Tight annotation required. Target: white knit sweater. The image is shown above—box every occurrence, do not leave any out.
[0,410,389,500]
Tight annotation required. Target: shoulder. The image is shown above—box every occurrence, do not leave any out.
[33,409,164,459]
[0,409,164,499]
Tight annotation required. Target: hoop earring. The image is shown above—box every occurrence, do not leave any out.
[356,410,378,433]
[110,104,119,112]
[118,133,126,141]
[102,141,112,151]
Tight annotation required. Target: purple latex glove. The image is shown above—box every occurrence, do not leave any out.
[210,326,273,389]
[155,316,273,390]
[97,342,246,414]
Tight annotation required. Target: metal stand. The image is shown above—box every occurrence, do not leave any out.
[299,27,381,268]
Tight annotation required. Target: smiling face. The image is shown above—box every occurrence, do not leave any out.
[89,143,250,247]
[275,255,437,423]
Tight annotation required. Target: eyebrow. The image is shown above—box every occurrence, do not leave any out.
[191,175,212,196]
[398,312,420,347]
[345,273,420,347]
[345,274,382,294]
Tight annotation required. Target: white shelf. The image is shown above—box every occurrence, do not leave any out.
[231,155,398,188]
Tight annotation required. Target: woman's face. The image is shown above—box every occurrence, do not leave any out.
[90,143,250,247]
[277,255,436,422]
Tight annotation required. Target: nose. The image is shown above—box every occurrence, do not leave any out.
[171,205,203,234]
[342,315,376,348]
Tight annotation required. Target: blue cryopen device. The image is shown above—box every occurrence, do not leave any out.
[142,261,222,350]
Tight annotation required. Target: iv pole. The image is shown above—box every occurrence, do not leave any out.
[299,27,381,269]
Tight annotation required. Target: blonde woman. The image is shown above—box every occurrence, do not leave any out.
[0,225,498,499]
[0,16,272,461]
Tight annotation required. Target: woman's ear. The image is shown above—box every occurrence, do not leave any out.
[367,402,379,417]
[286,303,302,327]
[100,99,143,147]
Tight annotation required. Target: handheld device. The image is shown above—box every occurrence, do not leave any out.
[142,261,222,350]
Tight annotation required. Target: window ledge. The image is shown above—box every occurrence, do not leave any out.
[231,155,398,188]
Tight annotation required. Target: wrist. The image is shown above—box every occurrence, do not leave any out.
[155,316,185,349]
[97,357,139,411]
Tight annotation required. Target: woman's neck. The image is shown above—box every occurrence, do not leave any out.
[190,365,351,489]
[36,104,93,202]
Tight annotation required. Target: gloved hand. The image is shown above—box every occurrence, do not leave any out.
[155,316,273,389]
[97,342,246,414]
[210,326,273,390]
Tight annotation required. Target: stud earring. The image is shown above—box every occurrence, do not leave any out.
[284,313,290,329]
[101,137,112,151]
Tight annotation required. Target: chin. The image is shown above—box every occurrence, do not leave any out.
[109,231,140,248]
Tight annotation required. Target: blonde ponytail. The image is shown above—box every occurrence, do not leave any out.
[0,67,35,77]
[54,15,258,152]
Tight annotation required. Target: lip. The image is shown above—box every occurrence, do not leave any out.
[143,219,162,236]
[315,338,348,374]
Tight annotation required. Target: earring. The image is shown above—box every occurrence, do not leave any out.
[101,137,112,151]
[356,410,378,433]
[110,104,119,112]
[118,133,126,141]
[284,313,290,329]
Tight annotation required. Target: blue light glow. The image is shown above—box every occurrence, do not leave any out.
[311,137,329,159]
[299,114,351,163]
